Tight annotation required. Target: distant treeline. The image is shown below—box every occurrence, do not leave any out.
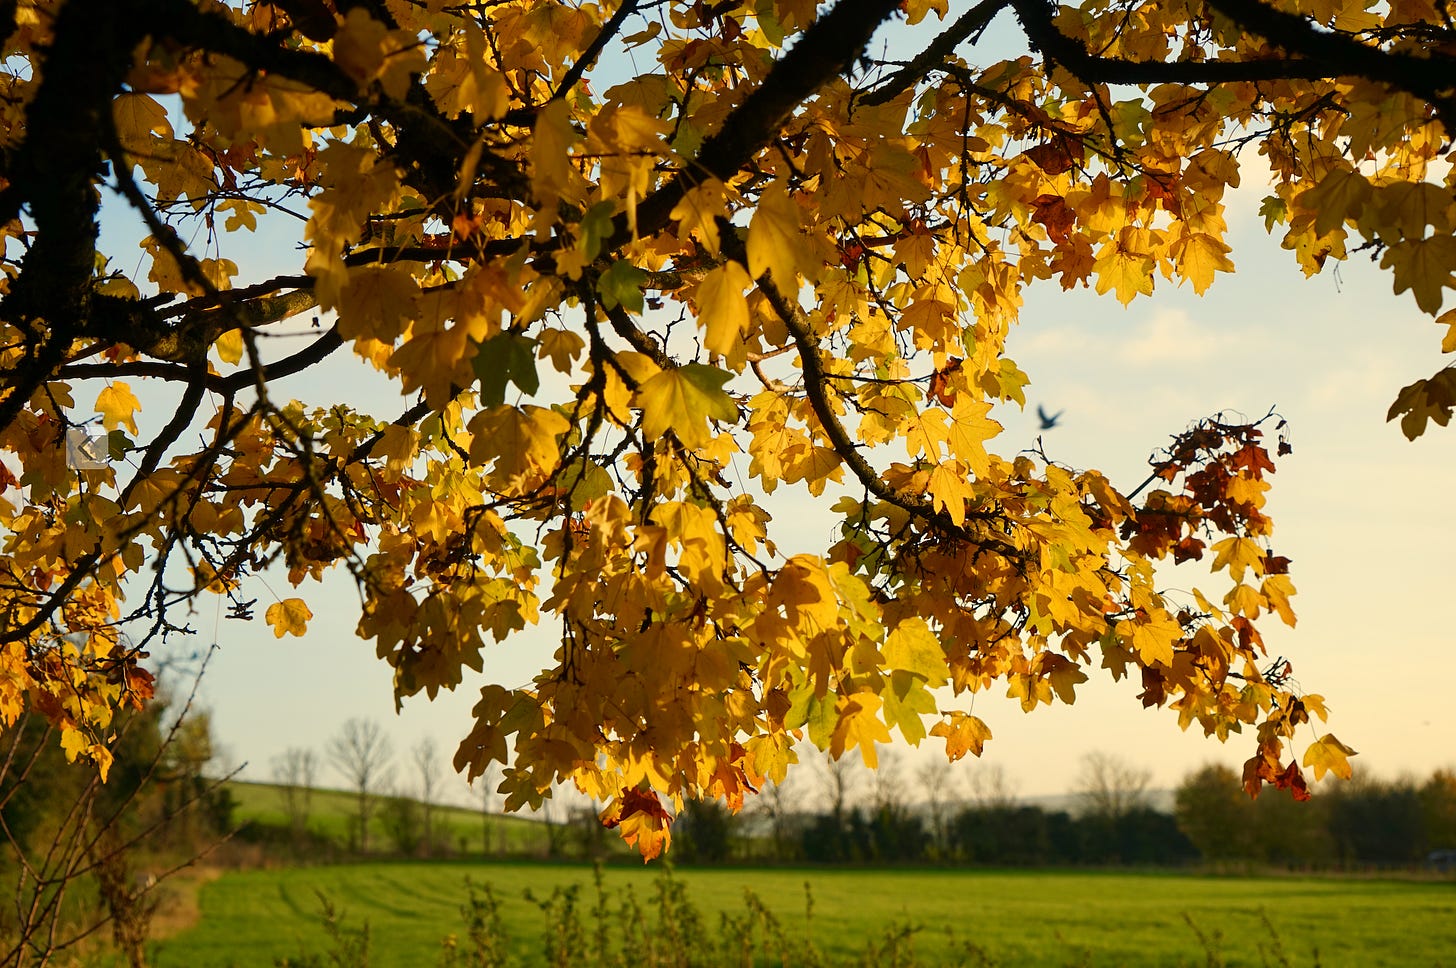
[1174,764,1456,869]
[672,764,1456,870]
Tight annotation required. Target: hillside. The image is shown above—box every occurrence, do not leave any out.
[223,779,574,857]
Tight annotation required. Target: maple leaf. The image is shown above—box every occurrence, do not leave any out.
[1117,611,1181,666]
[95,382,141,435]
[1382,237,1456,315]
[1092,244,1155,305]
[747,182,803,287]
[883,617,949,686]
[637,364,739,449]
[926,461,974,526]
[831,694,892,768]
[1439,308,1456,353]
[1210,536,1264,583]
[467,405,570,490]
[214,329,244,366]
[696,262,753,357]
[1030,194,1075,243]
[930,712,992,762]
[266,598,314,638]
[602,788,673,861]
[1170,230,1235,294]
[1386,370,1456,440]
[1303,733,1357,781]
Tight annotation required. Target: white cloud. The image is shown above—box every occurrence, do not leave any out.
[1120,306,1229,365]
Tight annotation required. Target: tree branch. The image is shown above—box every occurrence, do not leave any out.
[552,0,641,103]
[624,0,905,247]
[1012,0,1362,86]
[859,0,1013,107]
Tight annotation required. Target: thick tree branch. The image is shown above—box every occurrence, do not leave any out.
[0,0,149,434]
[1205,0,1456,121]
[1013,0,1345,85]
[624,0,905,247]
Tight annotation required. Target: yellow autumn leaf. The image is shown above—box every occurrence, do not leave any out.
[96,382,141,434]
[537,327,586,373]
[1302,167,1372,237]
[945,398,1001,477]
[696,262,752,357]
[215,328,244,366]
[883,617,950,686]
[1382,236,1456,315]
[636,364,739,450]
[670,178,730,256]
[1438,308,1456,353]
[930,711,992,762]
[112,92,172,156]
[747,182,802,288]
[1118,611,1180,666]
[332,8,389,87]
[1092,245,1155,305]
[882,675,936,745]
[266,598,313,638]
[926,460,974,526]
[1171,230,1235,294]
[1303,733,1357,780]
[1261,573,1298,627]
[830,693,892,769]
[532,99,580,208]
[467,405,571,488]
[1040,653,1088,705]
[1210,536,1264,583]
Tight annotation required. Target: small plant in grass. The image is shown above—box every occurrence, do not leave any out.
[439,878,508,968]
[274,892,370,968]
[274,869,1337,968]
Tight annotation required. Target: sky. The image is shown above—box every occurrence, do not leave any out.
[52,11,1456,813]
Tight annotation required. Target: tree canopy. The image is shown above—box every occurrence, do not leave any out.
[3,0,1447,856]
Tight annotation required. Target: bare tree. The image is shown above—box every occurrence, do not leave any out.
[916,760,961,856]
[271,747,317,842]
[869,749,905,812]
[1076,751,1152,820]
[0,656,233,968]
[752,775,800,861]
[818,749,861,826]
[470,762,503,856]
[412,738,441,856]
[968,762,1018,810]
[327,719,393,854]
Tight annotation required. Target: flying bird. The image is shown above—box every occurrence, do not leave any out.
[1037,404,1064,430]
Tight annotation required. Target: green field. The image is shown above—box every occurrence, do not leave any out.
[152,862,1456,967]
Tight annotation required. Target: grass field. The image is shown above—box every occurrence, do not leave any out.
[150,862,1456,967]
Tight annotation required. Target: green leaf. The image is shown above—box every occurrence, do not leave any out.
[806,693,837,750]
[556,457,613,511]
[578,201,617,261]
[472,332,541,407]
[754,0,785,47]
[598,260,647,313]
[1258,195,1287,231]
